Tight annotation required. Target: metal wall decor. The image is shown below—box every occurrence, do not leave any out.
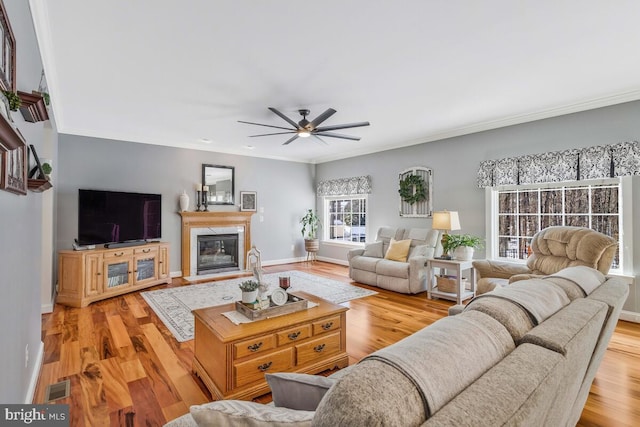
[399,166,432,217]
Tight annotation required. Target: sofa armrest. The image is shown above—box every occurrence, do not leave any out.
[409,255,429,269]
[347,248,365,261]
[472,259,531,279]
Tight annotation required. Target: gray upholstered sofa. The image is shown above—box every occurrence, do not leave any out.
[347,227,441,294]
[165,266,628,427]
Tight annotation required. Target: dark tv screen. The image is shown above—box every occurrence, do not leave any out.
[78,189,162,246]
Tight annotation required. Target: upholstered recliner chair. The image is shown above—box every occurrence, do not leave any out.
[473,226,617,295]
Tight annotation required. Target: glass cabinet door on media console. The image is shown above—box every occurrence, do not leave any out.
[133,246,159,285]
[102,250,134,291]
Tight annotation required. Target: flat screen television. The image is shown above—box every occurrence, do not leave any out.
[78,189,162,246]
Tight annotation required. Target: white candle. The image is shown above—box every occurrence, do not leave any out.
[195,183,202,191]
[202,185,209,192]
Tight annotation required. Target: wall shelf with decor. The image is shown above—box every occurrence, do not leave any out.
[18,91,49,123]
[0,112,24,151]
[27,177,52,192]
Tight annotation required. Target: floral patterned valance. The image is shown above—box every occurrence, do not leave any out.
[317,175,372,196]
[477,141,640,188]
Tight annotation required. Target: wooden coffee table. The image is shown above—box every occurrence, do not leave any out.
[192,291,349,400]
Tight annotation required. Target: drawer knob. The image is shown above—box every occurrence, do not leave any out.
[115,252,124,257]
[321,322,333,330]
[258,361,272,372]
[288,331,301,340]
[248,342,263,352]
[314,344,326,353]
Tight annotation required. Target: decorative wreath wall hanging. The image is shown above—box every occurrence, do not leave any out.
[398,174,426,205]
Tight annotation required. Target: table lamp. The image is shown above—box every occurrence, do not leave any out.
[432,210,461,259]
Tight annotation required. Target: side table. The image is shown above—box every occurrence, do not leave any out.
[427,258,476,305]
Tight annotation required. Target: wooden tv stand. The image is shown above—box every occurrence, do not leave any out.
[57,242,171,307]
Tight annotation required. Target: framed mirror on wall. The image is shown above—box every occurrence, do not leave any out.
[202,164,234,205]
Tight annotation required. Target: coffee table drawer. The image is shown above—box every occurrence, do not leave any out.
[296,332,341,365]
[312,316,341,335]
[234,348,294,387]
[276,324,312,346]
[234,335,276,359]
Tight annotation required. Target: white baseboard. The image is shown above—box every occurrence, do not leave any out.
[316,256,349,266]
[24,341,44,404]
[619,310,640,323]
[262,257,306,266]
[170,270,182,278]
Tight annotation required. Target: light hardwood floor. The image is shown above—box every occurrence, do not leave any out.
[35,261,640,426]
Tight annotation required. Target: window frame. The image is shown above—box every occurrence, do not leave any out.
[322,194,368,247]
[485,177,632,275]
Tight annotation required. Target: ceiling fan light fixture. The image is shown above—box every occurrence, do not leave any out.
[298,130,311,138]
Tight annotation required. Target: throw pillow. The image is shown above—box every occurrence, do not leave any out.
[190,400,314,427]
[384,238,412,262]
[265,373,335,411]
[362,241,384,258]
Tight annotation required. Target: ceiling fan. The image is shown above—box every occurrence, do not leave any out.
[238,107,370,145]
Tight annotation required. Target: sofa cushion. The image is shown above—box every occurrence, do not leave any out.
[545,265,606,295]
[349,255,380,273]
[475,278,570,325]
[312,359,425,427]
[190,400,314,427]
[266,373,334,411]
[463,296,535,342]
[424,343,564,426]
[362,241,383,258]
[375,259,410,279]
[384,238,411,262]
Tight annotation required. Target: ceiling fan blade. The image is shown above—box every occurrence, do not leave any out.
[269,107,300,129]
[312,135,329,145]
[309,108,337,128]
[249,131,296,137]
[315,131,361,141]
[282,134,300,145]
[238,120,294,131]
[315,121,370,132]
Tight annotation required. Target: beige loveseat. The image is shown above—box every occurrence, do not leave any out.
[347,227,441,294]
[473,226,617,295]
[165,266,627,426]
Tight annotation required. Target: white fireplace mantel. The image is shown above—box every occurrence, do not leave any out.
[179,211,253,279]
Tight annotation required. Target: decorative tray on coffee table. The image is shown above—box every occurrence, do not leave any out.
[235,293,308,321]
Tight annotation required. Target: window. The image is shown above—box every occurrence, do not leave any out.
[324,196,367,243]
[489,178,622,270]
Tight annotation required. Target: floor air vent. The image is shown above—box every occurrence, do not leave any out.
[45,379,70,402]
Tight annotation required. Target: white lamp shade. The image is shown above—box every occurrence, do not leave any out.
[432,211,461,231]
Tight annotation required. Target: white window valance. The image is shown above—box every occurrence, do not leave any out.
[317,175,372,196]
[477,140,640,188]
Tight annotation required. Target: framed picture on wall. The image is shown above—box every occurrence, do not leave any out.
[240,191,257,212]
[0,144,27,195]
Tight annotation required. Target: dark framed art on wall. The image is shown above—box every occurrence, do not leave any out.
[240,191,257,212]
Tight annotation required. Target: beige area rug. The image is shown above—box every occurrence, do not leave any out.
[142,270,377,342]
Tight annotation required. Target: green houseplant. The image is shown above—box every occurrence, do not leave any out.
[300,209,321,257]
[443,234,483,261]
[2,90,21,111]
[239,280,260,303]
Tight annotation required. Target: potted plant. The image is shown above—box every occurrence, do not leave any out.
[300,209,321,254]
[2,90,21,111]
[443,234,483,261]
[239,280,260,304]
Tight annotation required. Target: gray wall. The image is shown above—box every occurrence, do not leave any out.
[57,136,316,271]
[316,100,640,314]
[0,0,52,403]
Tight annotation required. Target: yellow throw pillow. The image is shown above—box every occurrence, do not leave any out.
[384,238,412,262]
